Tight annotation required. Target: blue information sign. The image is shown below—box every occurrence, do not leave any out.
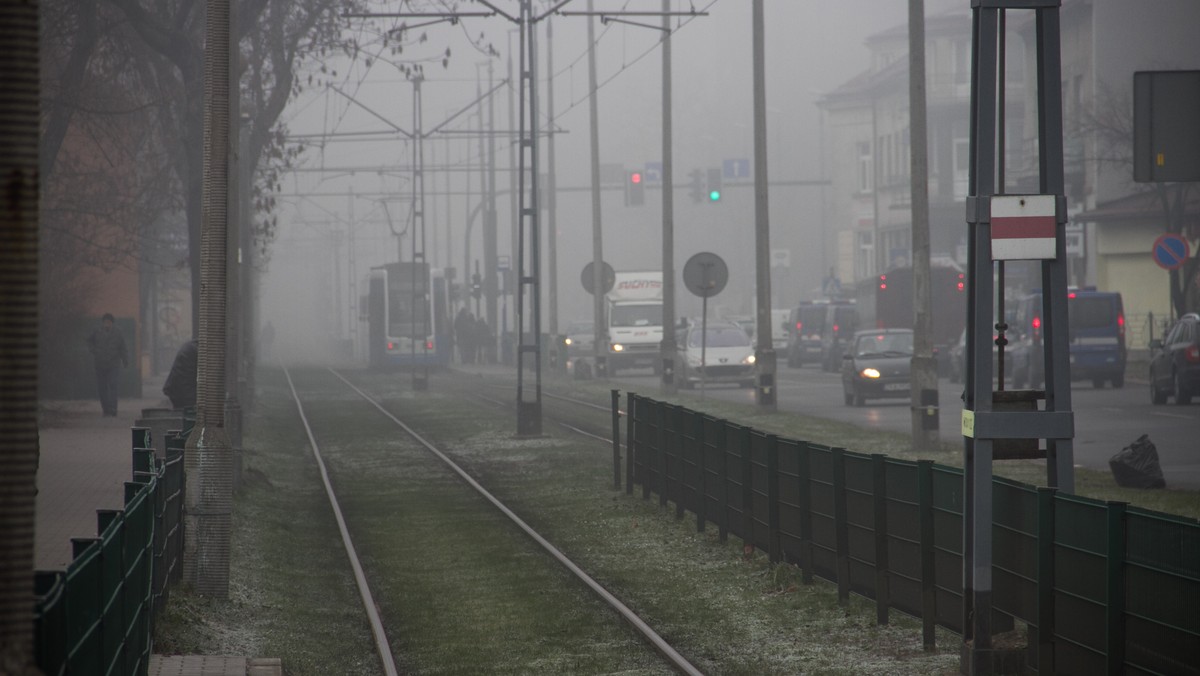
[722,158,750,180]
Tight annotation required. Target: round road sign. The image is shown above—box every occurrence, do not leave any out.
[581,260,616,295]
[1152,233,1191,271]
[682,252,729,298]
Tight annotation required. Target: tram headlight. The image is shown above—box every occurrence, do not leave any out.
[611,343,625,352]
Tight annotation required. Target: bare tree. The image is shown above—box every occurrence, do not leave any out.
[39,0,180,391]
[104,0,395,328]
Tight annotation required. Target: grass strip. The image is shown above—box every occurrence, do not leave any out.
[354,368,962,675]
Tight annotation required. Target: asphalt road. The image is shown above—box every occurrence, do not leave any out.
[614,364,1200,490]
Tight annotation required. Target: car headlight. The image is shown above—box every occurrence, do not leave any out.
[611,343,624,352]
[743,354,756,365]
[860,367,881,379]
[564,337,573,346]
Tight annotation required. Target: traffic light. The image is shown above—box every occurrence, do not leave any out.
[706,167,722,203]
[471,272,482,300]
[626,170,644,206]
[688,169,704,203]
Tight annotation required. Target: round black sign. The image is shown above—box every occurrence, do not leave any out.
[581,261,616,295]
[682,252,728,298]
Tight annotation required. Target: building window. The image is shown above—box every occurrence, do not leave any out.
[953,137,970,199]
[858,141,872,192]
[954,39,970,85]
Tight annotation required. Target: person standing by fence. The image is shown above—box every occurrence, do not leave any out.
[86,313,128,416]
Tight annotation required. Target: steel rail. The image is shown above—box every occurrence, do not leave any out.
[329,368,703,676]
[481,380,621,415]
[472,391,613,444]
[282,368,399,676]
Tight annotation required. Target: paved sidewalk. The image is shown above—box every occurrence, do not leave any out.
[36,387,170,570]
[37,378,278,675]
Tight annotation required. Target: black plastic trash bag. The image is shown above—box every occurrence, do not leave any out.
[1109,434,1166,489]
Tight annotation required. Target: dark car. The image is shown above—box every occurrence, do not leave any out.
[820,302,859,372]
[1009,288,1126,389]
[841,328,913,406]
[786,302,831,368]
[947,329,1016,384]
[1149,312,1200,405]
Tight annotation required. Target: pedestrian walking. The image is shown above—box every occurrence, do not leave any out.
[454,308,476,364]
[86,313,129,417]
[474,316,493,365]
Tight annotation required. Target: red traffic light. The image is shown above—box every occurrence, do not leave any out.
[630,172,642,184]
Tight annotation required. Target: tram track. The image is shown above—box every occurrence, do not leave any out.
[282,365,702,675]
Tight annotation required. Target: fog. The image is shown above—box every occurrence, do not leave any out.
[262,0,958,363]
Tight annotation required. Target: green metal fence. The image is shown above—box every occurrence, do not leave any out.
[33,429,186,675]
[625,393,1200,675]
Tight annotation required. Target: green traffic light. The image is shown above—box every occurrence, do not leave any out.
[709,190,721,201]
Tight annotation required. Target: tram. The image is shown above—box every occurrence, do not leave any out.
[364,262,453,370]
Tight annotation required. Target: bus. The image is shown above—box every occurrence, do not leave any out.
[855,263,967,353]
[363,262,453,370]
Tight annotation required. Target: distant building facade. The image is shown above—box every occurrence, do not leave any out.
[818,1,1200,347]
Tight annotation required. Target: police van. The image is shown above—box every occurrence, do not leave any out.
[1009,288,1126,389]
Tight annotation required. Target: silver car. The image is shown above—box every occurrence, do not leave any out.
[675,321,756,388]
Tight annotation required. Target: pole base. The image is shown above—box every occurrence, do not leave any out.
[959,634,1026,675]
[516,400,542,437]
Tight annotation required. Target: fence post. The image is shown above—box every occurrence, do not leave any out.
[695,412,706,532]
[717,421,728,543]
[626,393,635,494]
[1106,501,1128,676]
[917,459,936,650]
[798,442,813,584]
[644,399,654,501]
[741,426,754,554]
[872,454,890,625]
[767,435,782,564]
[832,448,850,604]
[675,406,685,520]
[611,389,621,490]
[1036,486,1056,673]
[658,403,668,508]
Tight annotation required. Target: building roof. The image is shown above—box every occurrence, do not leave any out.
[1076,187,1200,229]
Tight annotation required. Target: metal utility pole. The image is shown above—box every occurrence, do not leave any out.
[507,29,519,364]
[659,0,677,392]
[186,0,233,598]
[546,16,561,370]
[962,2,1073,670]
[587,0,607,379]
[751,0,776,409]
[515,0,544,434]
[225,19,242,452]
[411,76,430,391]
[908,0,937,451]
[486,61,499,361]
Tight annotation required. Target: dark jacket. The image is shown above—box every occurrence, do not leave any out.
[163,340,198,409]
[87,325,128,369]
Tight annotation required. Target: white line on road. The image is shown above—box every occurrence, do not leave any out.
[1150,412,1196,420]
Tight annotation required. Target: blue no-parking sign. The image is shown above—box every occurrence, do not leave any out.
[1152,233,1190,270]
